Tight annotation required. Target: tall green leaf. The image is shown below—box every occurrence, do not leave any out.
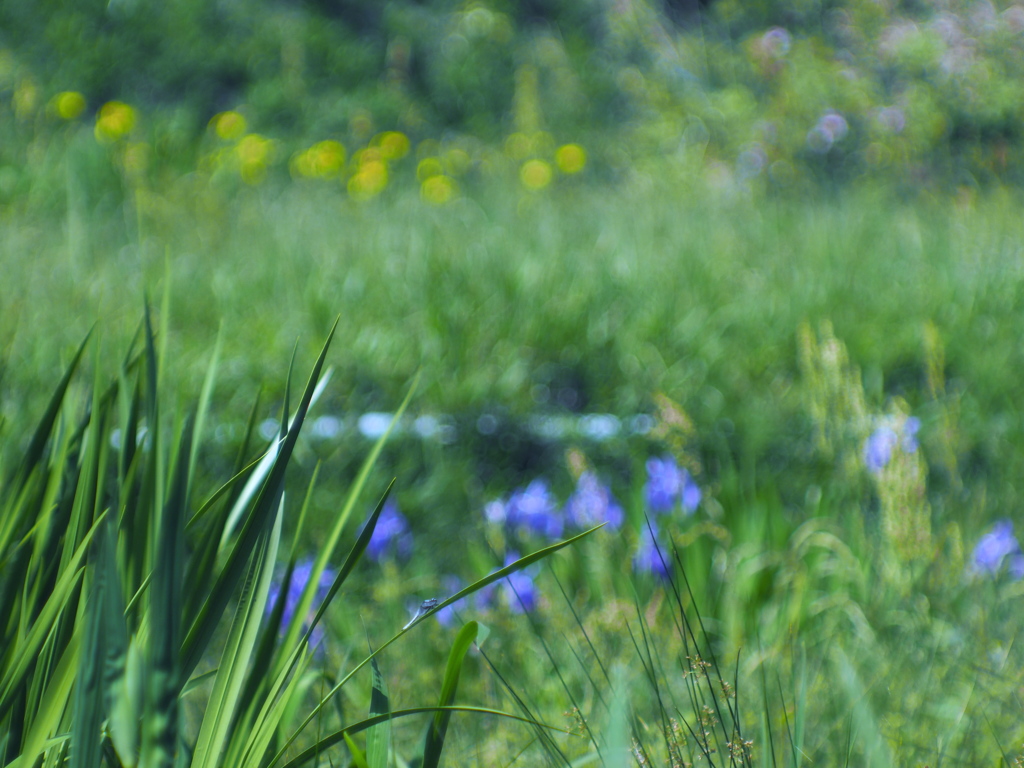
[366,656,390,768]
[179,319,338,681]
[139,417,192,768]
[191,498,282,768]
[421,621,478,768]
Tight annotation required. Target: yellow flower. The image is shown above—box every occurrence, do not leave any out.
[210,111,247,141]
[519,159,552,190]
[95,101,137,142]
[292,140,346,178]
[555,143,587,174]
[235,134,275,185]
[52,91,86,120]
[354,147,383,167]
[347,159,388,199]
[236,134,273,164]
[416,157,444,182]
[421,174,457,205]
[378,131,410,160]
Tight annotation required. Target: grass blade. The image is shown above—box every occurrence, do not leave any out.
[366,656,390,768]
[279,706,570,768]
[180,318,338,681]
[421,620,478,768]
[7,330,91,490]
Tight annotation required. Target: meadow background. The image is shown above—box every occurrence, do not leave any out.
[2,0,1024,765]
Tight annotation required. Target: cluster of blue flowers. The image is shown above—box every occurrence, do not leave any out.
[268,456,704,642]
[633,455,701,578]
[484,472,625,542]
[863,416,921,473]
[265,558,336,651]
[971,520,1024,580]
[366,498,413,561]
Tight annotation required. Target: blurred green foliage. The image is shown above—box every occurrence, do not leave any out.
[3,0,1024,188]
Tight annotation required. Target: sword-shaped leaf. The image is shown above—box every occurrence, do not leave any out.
[366,656,390,768]
[180,319,337,682]
[421,621,478,768]
[191,498,282,768]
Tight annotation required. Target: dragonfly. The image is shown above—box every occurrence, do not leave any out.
[402,598,440,630]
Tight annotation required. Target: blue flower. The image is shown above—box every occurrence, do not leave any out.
[506,479,563,540]
[864,417,921,473]
[500,551,538,613]
[266,558,336,650]
[565,471,624,530]
[366,498,413,561]
[902,417,921,453]
[632,521,671,579]
[972,520,1024,578]
[863,426,898,473]
[645,455,701,514]
[435,575,467,627]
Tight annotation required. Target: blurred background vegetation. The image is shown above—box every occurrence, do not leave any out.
[4,0,1024,193]
[4,1,1024,763]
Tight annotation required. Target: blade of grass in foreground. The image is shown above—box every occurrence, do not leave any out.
[191,499,283,768]
[180,318,338,681]
[366,656,391,768]
[279,706,572,768]
[267,526,603,768]
[421,621,478,768]
[7,330,91,490]
[234,484,397,768]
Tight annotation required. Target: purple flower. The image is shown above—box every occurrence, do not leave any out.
[902,417,921,453]
[435,575,467,627]
[864,417,920,473]
[807,111,848,153]
[366,498,413,561]
[565,471,624,530]
[681,474,702,513]
[500,551,538,613]
[645,455,701,514]
[972,520,1024,577]
[484,498,507,525]
[633,521,671,579]
[761,27,791,57]
[863,426,898,473]
[266,558,336,649]
[645,456,683,512]
[506,479,563,540]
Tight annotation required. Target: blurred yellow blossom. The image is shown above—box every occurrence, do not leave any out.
[417,157,444,181]
[379,131,410,160]
[292,140,346,179]
[360,147,384,166]
[421,174,457,204]
[555,143,587,174]
[210,111,247,141]
[95,101,137,142]
[236,134,275,185]
[51,91,86,120]
[520,158,553,190]
[348,159,388,199]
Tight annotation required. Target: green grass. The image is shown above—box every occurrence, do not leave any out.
[4,140,1024,764]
